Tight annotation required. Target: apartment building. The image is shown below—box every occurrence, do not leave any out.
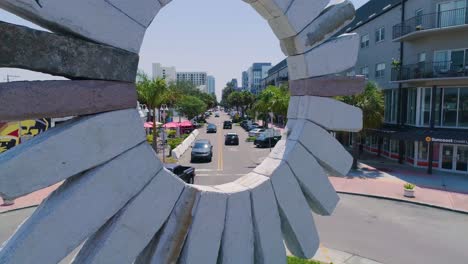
[152,63,177,83]
[243,63,272,94]
[207,75,216,95]
[261,59,289,89]
[176,72,207,87]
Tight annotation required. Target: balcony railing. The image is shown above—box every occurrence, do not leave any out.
[393,7,468,39]
[392,61,468,81]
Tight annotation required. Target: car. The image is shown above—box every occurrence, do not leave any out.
[165,164,195,184]
[246,124,260,132]
[248,128,265,137]
[191,140,213,162]
[206,123,217,133]
[224,133,239,145]
[223,120,232,129]
[215,112,220,117]
[254,134,282,148]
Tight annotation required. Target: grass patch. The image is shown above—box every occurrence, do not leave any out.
[164,156,178,164]
[287,256,326,264]
[246,136,256,142]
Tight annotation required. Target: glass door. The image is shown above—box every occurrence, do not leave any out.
[456,146,468,172]
[451,50,465,72]
[441,145,455,170]
[438,1,467,28]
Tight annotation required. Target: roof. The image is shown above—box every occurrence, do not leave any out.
[268,59,288,75]
[335,0,403,36]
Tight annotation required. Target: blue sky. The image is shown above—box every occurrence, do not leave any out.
[0,0,368,99]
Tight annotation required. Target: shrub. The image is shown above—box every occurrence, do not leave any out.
[146,134,153,143]
[246,136,256,142]
[287,256,325,264]
[404,183,415,190]
[167,130,177,138]
[168,138,184,150]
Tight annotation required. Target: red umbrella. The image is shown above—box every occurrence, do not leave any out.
[144,122,153,128]
[180,120,193,127]
[162,122,180,128]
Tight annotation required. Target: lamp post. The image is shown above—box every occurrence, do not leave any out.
[160,104,169,163]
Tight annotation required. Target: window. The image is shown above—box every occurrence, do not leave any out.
[375,63,386,78]
[406,141,415,160]
[442,88,459,126]
[361,67,369,78]
[420,88,432,126]
[418,142,428,160]
[384,89,399,123]
[390,140,399,154]
[360,34,369,48]
[375,27,385,42]
[415,9,423,27]
[437,0,466,28]
[407,88,417,125]
[459,89,468,127]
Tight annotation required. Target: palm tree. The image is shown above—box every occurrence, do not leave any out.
[336,81,384,169]
[253,86,290,126]
[136,71,168,152]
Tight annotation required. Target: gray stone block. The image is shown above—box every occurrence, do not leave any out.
[72,169,184,264]
[0,21,139,82]
[137,186,198,264]
[0,109,146,200]
[236,175,287,264]
[107,0,161,27]
[0,143,161,264]
[289,75,365,97]
[280,0,355,55]
[215,183,254,264]
[0,80,137,122]
[178,186,227,264]
[0,0,148,53]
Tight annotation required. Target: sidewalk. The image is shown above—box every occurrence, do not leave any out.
[312,245,382,264]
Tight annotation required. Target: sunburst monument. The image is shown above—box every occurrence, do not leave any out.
[0,0,364,263]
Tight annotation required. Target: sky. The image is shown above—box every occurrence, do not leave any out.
[0,0,368,100]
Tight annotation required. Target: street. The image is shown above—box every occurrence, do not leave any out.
[179,112,271,186]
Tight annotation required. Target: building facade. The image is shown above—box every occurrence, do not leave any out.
[176,72,207,87]
[261,59,289,89]
[242,71,249,90]
[152,63,177,83]
[207,75,216,95]
[244,63,272,94]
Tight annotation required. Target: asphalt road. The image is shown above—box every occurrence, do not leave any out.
[179,112,271,186]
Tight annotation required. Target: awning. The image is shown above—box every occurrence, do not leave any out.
[367,127,468,145]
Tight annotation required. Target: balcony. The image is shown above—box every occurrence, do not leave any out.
[392,61,468,84]
[393,7,468,41]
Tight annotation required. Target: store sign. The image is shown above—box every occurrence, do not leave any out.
[429,137,468,145]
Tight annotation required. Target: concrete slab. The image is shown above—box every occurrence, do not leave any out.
[0,109,146,200]
[237,176,287,264]
[287,34,359,80]
[72,169,184,264]
[0,0,147,53]
[270,163,320,259]
[0,143,161,264]
[215,183,254,264]
[178,186,227,264]
[0,21,139,82]
[106,0,161,27]
[0,80,137,122]
[289,76,365,97]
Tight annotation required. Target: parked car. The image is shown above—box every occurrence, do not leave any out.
[248,128,265,137]
[165,164,195,184]
[215,112,220,117]
[224,133,239,145]
[191,140,213,162]
[240,120,249,129]
[246,124,260,132]
[223,120,232,129]
[254,134,282,148]
[206,123,217,133]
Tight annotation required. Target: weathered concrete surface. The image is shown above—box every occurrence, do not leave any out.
[72,169,184,264]
[215,183,254,264]
[287,96,363,132]
[244,0,292,20]
[0,21,139,82]
[178,186,227,264]
[0,80,137,122]
[237,174,287,264]
[106,0,161,27]
[287,34,359,80]
[289,76,365,97]
[0,0,148,53]
[270,161,320,259]
[280,0,355,55]
[0,143,161,264]
[291,120,353,176]
[0,109,145,200]
[136,186,198,264]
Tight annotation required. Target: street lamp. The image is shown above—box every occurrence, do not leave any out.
[160,104,169,163]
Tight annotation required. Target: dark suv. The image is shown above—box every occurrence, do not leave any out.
[206,124,217,133]
[224,133,239,145]
[191,140,213,162]
[254,134,282,148]
[223,121,232,129]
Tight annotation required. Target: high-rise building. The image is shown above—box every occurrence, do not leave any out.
[207,76,216,95]
[152,63,176,83]
[261,59,288,90]
[230,78,238,89]
[244,63,272,94]
[176,72,207,88]
[242,71,249,90]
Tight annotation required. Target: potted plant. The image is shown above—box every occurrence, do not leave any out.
[404,183,415,198]
[415,25,423,31]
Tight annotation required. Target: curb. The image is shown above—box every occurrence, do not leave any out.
[337,191,468,215]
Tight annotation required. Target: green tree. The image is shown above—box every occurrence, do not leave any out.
[239,90,256,118]
[175,95,207,120]
[336,81,384,169]
[136,71,168,152]
[227,91,243,112]
[253,85,290,125]
[221,81,236,107]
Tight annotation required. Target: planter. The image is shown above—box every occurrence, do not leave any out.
[404,188,415,198]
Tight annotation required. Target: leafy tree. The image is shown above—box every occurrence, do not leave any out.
[175,95,207,120]
[253,85,290,125]
[221,81,236,107]
[336,81,384,169]
[227,91,243,112]
[136,71,168,152]
[239,90,256,118]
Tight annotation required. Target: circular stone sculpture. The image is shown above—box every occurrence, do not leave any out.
[0,0,363,263]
